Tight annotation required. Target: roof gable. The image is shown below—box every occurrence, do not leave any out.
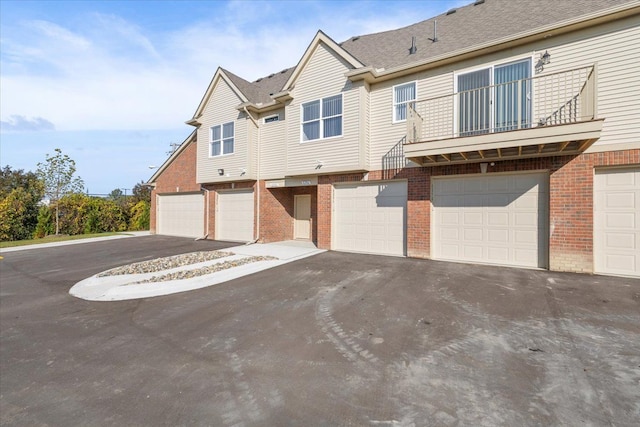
[282,30,365,91]
[190,68,249,123]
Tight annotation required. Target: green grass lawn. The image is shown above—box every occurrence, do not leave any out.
[0,232,126,248]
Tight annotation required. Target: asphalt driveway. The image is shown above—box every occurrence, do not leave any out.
[1,235,639,426]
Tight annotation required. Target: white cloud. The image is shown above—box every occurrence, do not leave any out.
[0,115,55,132]
[0,1,461,131]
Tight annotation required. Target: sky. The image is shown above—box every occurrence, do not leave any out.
[1,0,464,195]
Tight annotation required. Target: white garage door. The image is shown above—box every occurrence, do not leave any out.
[157,193,204,238]
[333,181,407,256]
[594,167,640,277]
[216,189,255,242]
[433,172,548,268]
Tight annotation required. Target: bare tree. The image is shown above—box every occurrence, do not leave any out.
[36,148,84,235]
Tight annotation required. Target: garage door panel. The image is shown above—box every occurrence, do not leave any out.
[606,233,634,249]
[464,228,483,241]
[515,212,537,227]
[607,213,635,228]
[157,194,204,238]
[463,212,483,225]
[217,190,254,242]
[334,181,407,257]
[487,212,508,226]
[595,168,640,277]
[433,173,548,268]
[488,229,509,243]
[606,192,634,208]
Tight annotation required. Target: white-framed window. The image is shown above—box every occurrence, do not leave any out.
[263,114,280,124]
[210,122,234,156]
[301,94,342,142]
[393,82,416,122]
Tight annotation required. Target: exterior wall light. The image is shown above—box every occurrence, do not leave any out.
[218,169,224,176]
[535,50,551,73]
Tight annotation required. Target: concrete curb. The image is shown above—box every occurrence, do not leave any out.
[69,241,325,301]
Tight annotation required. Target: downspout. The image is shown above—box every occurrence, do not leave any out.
[243,106,260,244]
[196,184,210,241]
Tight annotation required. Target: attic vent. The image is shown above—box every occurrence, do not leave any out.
[474,0,485,5]
[446,8,456,15]
[409,36,417,55]
[352,36,360,41]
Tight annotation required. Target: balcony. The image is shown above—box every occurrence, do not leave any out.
[404,65,603,166]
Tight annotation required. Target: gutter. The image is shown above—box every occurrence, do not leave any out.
[243,106,261,245]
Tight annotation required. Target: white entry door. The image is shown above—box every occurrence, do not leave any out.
[294,194,311,240]
[216,189,255,242]
[333,181,407,256]
[157,193,204,238]
[594,167,640,277]
[432,172,548,268]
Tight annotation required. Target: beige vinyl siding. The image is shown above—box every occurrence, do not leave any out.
[285,43,362,176]
[539,16,640,150]
[367,14,638,162]
[196,79,249,183]
[259,109,287,179]
[369,72,452,171]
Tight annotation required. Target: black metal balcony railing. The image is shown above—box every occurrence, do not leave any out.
[407,65,597,143]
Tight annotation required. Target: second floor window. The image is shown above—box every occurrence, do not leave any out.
[393,82,416,122]
[301,94,342,142]
[210,122,234,156]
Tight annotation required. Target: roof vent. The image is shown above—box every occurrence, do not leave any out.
[281,69,287,74]
[474,0,485,5]
[409,36,417,55]
[268,73,274,78]
[256,78,263,82]
[446,8,456,15]
[352,36,360,41]
[428,20,438,43]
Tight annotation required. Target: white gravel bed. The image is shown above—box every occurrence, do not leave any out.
[130,255,277,284]
[98,251,233,277]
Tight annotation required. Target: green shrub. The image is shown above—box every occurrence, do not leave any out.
[129,200,150,231]
[34,205,54,238]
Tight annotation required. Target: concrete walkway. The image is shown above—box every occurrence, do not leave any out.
[70,240,325,301]
[0,231,151,253]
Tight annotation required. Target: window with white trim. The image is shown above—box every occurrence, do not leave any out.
[301,94,342,142]
[393,82,416,122]
[210,122,234,156]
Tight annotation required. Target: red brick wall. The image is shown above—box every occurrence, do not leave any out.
[315,149,639,273]
[149,140,200,233]
[259,183,318,244]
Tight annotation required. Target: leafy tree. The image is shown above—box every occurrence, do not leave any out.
[108,188,124,200]
[36,149,84,235]
[131,181,151,204]
[0,166,44,240]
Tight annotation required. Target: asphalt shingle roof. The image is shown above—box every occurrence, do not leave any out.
[223,0,632,104]
[339,0,632,71]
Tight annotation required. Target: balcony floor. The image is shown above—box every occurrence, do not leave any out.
[404,119,604,166]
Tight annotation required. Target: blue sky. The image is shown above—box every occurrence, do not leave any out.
[1,0,463,194]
